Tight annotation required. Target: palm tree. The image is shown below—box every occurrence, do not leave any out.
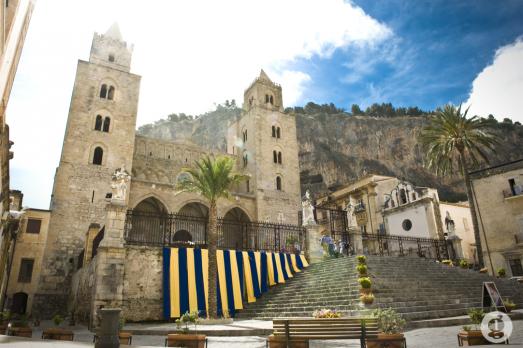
[420,104,498,268]
[176,155,248,318]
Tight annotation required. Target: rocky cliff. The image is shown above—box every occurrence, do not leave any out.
[137,105,523,202]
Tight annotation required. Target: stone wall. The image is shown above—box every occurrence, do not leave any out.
[70,253,97,324]
[122,246,163,321]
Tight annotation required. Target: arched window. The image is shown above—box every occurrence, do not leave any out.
[108,86,115,100]
[243,152,248,167]
[108,54,115,62]
[99,84,107,98]
[272,126,276,137]
[94,115,103,131]
[269,95,274,105]
[92,147,103,165]
[103,117,110,132]
[399,189,407,205]
[273,150,277,163]
[277,151,282,164]
[276,176,282,191]
[276,127,281,138]
[265,94,269,103]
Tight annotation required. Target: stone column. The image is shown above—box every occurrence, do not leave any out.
[305,224,323,263]
[91,202,127,327]
[95,308,121,348]
[351,229,364,254]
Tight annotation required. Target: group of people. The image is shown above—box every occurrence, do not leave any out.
[320,234,350,257]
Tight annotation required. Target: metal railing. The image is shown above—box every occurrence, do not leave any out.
[124,209,307,253]
[361,233,449,261]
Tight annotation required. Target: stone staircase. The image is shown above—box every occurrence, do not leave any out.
[236,256,523,321]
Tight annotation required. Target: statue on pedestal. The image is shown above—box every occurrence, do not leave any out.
[445,211,455,235]
[111,165,131,201]
[346,201,356,228]
[302,190,316,226]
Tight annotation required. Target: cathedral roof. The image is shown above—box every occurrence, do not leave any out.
[105,22,123,41]
[259,69,272,82]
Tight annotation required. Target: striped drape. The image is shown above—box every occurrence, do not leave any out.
[163,248,309,319]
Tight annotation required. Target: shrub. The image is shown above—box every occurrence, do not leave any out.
[175,311,200,334]
[459,259,469,269]
[462,325,472,332]
[312,309,342,319]
[441,259,453,266]
[0,311,11,323]
[360,293,375,305]
[504,299,516,312]
[356,264,368,275]
[497,268,506,277]
[467,308,485,329]
[52,314,64,327]
[371,308,406,334]
[357,255,366,264]
[358,277,372,289]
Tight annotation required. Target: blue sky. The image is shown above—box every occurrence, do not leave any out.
[7,0,523,209]
[294,0,523,114]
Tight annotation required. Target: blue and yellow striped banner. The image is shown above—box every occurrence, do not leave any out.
[162,247,309,319]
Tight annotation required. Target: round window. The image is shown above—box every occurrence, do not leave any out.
[402,219,412,231]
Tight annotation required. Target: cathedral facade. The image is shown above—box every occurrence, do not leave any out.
[31,24,302,318]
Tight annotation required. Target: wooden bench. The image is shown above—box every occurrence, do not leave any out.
[268,317,380,348]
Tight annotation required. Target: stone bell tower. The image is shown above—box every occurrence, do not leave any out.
[33,23,141,316]
[228,70,301,224]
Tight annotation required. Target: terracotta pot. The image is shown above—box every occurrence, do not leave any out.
[268,334,309,348]
[166,333,206,348]
[8,326,33,338]
[366,333,405,348]
[457,330,490,346]
[119,331,132,345]
[360,288,372,295]
[42,327,74,341]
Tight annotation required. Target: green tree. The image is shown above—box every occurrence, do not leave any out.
[351,104,363,115]
[176,155,248,318]
[420,104,498,268]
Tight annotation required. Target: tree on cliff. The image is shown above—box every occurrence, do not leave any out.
[420,104,497,269]
[176,155,248,318]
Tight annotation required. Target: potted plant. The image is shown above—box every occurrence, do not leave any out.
[8,314,32,337]
[42,314,74,341]
[357,264,368,276]
[457,308,490,346]
[165,311,206,348]
[358,277,372,294]
[118,317,132,345]
[360,293,375,305]
[497,268,506,278]
[366,308,406,348]
[504,299,516,313]
[459,259,469,269]
[357,255,366,264]
[479,267,488,273]
[441,259,453,266]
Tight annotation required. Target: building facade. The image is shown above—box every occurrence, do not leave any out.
[470,159,523,277]
[31,24,302,318]
[0,0,35,309]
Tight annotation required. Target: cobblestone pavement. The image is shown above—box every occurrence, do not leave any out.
[1,320,522,347]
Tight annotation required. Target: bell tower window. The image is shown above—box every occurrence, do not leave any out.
[108,86,115,100]
[92,147,104,165]
[99,84,107,99]
[108,54,115,62]
[103,117,111,132]
[94,115,103,131]
[276,176,282,191]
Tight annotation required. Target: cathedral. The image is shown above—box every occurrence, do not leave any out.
[29,24,303,320]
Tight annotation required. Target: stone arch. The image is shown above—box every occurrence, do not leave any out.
[134,196,169,214]
[174,201,209,245]
[11,292,28,314]
[128,196,170,244]
[222,207,251,250]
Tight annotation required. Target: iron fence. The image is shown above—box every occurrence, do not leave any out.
[124,209,307,253]
[361,232,449,261]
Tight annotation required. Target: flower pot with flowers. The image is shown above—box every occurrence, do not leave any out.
[312,308,342,319]
[366,308,407,348]
[358,277,372,295]
[504,299,516,313]
[457,308,491,346]
[165,311,206,348]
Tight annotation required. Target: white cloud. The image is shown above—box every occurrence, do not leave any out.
[7,0,391,208]
[465,37,523,122]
